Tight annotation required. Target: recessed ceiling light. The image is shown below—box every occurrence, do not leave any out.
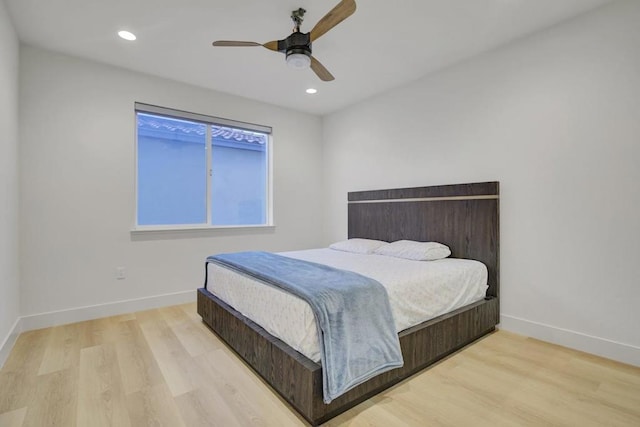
[306,88,317,94]
[118,30,137,41]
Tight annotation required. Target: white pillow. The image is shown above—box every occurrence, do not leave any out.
[374,240,451,261]
[329,238,388,254]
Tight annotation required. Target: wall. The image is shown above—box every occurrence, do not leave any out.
[19,46,324,327]
[0,0,20,365]
[323,0,640,365]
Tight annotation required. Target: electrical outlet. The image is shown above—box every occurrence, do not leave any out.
[116,267,126,280]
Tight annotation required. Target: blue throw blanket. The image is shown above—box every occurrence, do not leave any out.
[207,251,404,403]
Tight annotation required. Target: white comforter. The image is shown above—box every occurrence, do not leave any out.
[207,248,488,362]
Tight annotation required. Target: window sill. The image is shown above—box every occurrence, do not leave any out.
[130,224,276,240]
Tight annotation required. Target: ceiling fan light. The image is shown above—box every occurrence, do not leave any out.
[286,53,311,69]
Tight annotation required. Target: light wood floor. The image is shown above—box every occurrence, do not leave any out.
[1,303,639,427]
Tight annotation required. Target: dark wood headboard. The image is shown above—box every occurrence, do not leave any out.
[347,182,500,299]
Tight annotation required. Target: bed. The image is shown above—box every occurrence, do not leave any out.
[197,181,500,425]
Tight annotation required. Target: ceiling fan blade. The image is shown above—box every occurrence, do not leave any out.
[213,40,280,52]
[310,56,335,81]
[212,40,261,47]
[310,0,356,42]
[261,40,280,51]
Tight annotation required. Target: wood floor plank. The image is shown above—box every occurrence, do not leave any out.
[0,407,27,427]
[37,323,82,376]
[2,305,639,427]
[174,388,245,427]
[0,329,51,413]
[1,328,51,374]
[177,302,201,322]
[76,344,132,427]
[157,305,222,357]
[21,369,77,427]
[595,381,640,417]
[193,349,303,426]
[136,309,201,397]
[77,314,135,349]
[115,320,165,395]
[126,383,186,427]
[396,372,509,426]
[0,371,32,416]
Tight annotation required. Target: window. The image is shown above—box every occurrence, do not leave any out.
[135,103,272,229]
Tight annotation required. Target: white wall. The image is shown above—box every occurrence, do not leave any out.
[323,0,640,365]
[0,0,20,365]
[19,46,324,324]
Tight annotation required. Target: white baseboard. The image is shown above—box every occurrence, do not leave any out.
[0,317,23,369]
[500,314,640,367]
[20,290,197,332]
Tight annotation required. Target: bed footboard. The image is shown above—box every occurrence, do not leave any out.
[197,287,498,425]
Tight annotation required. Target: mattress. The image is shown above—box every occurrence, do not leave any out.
[206,248,488,362]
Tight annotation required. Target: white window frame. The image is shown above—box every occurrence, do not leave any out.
[133,103,274,232]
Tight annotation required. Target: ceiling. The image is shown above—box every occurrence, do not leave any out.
[6,0,613,115]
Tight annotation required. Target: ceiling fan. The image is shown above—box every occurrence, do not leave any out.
[212,0,356,82]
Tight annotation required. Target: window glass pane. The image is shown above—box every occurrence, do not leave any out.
[137,113,206,225]
[211,126,268,226]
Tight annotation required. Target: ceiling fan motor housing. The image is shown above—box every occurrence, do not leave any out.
[280,31,312,60]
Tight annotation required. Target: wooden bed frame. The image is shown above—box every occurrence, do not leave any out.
[198,181,500,425]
